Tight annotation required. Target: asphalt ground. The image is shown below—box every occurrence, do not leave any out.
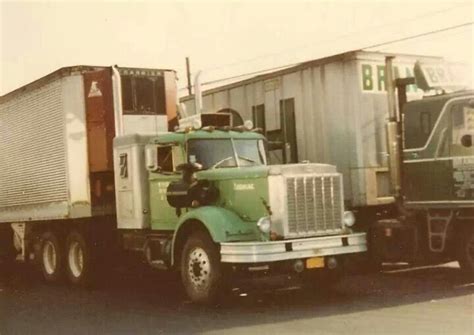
[0,262,473,335]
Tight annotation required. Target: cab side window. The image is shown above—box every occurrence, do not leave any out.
[156,145,184,173]
[157,146,173,172]
[451,103,474,155]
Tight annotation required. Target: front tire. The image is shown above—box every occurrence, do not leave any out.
[457,227,474,278]
[40,231,64,283]
[66,231,94,287]
[181,231,222,304]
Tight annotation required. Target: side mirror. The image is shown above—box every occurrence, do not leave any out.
[177,162,203,184]
[145,146,160,172]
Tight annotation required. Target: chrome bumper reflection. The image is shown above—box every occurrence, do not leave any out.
[220,232,367,263]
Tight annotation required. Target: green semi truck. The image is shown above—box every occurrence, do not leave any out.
[114,124,366,302]
[180,53,474,275]
[0,65,366,304]
[371,57,474,275]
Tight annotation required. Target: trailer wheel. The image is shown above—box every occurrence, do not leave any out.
[66,231,94,287]
[457,227,474,277]
[181,231,222,304]
[40,232,64,283]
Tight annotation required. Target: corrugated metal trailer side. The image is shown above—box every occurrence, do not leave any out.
[181,50,441,208]
[0,73,91,222]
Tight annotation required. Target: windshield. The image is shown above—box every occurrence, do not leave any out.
[187,139,267,169]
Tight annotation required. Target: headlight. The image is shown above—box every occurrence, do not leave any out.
[257,216,271,234]
[343,211,355,227]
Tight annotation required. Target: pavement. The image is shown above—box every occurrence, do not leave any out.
[0,262,473,335]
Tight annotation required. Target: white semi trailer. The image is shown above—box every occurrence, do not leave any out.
[180,50,452,221]
[0,65,177,273]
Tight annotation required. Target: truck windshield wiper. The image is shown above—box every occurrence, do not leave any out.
[237,155,258,165]
[210,156,236,169]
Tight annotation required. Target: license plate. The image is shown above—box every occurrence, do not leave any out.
[306,257,325,269]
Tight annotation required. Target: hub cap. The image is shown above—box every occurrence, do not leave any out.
[43,241,57,275]
[68,241,84,278]
[188,247,211,289]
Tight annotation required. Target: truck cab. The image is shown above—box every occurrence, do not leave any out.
[113,121,367,303]
[372,57,474,275]
[403,91,474,204]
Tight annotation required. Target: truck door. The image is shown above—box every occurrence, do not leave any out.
[403,97,474,203]
[450,102,474,200]
[149,144,184,230]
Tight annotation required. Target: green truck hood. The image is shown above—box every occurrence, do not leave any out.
[196,166,269,221]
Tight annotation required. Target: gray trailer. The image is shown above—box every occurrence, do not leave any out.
[180,50,442,215]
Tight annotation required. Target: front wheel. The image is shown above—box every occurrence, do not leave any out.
[457,227,474,278]
[181,231,222,304]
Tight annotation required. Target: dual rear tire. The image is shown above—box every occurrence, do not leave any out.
[40,230,94,286]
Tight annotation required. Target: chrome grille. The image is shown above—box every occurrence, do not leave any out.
[286,175,343,237]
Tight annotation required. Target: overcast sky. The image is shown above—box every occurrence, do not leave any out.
[1,0,473,96]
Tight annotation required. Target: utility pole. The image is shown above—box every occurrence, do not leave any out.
[186,57,192,95]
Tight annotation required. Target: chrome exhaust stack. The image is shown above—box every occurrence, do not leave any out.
[111,65,124,137]
[385,56,402,200]
[194,70,203,115]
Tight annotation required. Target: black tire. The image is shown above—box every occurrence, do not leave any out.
[457,227,474,278]
[40,231,64,283]
[180,231,222,304]
[65,231,95,287]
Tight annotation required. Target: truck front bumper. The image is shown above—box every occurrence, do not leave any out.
[220,232,367,263]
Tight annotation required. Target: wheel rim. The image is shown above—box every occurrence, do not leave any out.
[68,241,84,278]
[188,247,211,289]
[43,241,57,275]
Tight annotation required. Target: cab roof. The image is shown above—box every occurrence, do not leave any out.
[151,129,265,145]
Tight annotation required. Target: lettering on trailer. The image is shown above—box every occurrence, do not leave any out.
[88,81,103,97]
[415,62,469,90]
[361,62,420,94]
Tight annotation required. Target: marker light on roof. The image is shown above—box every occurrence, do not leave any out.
[244,120,254,130]
[192,118,202,130]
